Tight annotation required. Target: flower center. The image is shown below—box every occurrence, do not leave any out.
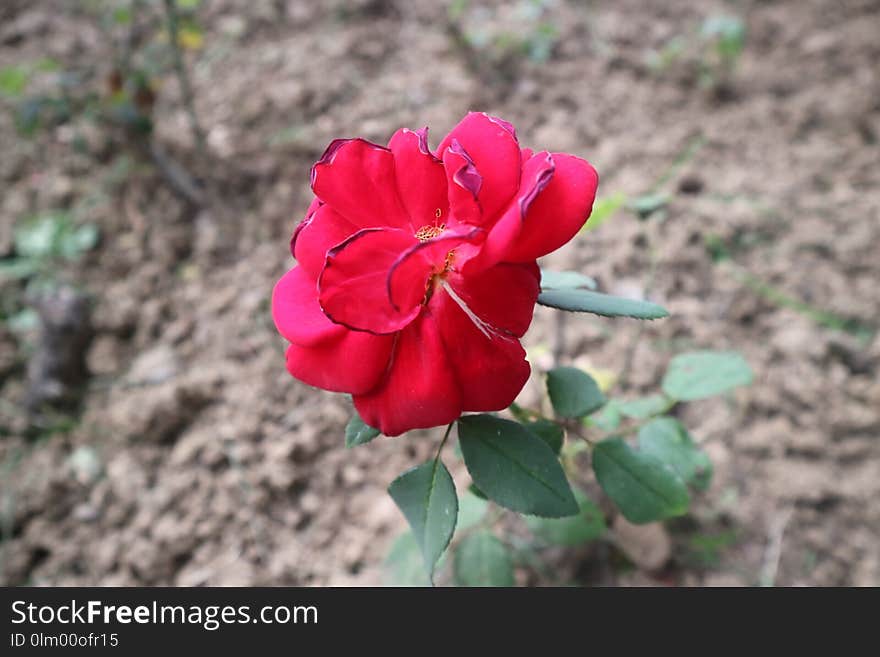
[422,249,456,305]
[415,223,445,241]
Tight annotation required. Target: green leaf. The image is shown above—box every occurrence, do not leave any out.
[453,530,514,586]
[0,258,41,281]
[35,58,60,73]
[457,491,489,530]
[13,213,96,261]
[344,412,381,448]
[638,417,713,491]
[6,308,39,333]
[383,533,431,586]
[14,215,64,258]
[617,394,671,419]
[458,415,578,518]
[539,269,597,291]
[524,418,564,455]
[546,366,606,418]
[60,224,100,258]
[388,460,458,577]
[592,437,690,524]
[15,95,62,136]
[590,400,622,431]
[537,288,669,319]
[662,350,753,401]
[526,488,606,546]
[112,6,132,24]
[582,191,626,232]
[0,66,28,97]
[627,193,668,220]
[701,14,746,56]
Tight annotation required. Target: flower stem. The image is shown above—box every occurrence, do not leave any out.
[435,422,454,461]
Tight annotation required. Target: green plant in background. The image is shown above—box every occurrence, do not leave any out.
[698,15,745,89]
[0,58,74,137]
[0,213,99,332]
[582,135,705,233]
[447,0,561,68]
[646,14,746,94]
[683,529,738,569]
[2,0,205,145]
[0,0,209,228]
[0,214,99,286]
[646,36,687,73]
[0,59,62,99]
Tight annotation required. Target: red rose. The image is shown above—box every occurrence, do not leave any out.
[272,112,598,436]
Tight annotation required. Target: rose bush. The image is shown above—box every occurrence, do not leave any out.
[272,112,598,435]
[270,112,752,585]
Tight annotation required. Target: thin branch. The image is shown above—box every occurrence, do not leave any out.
[149,140,204,205]
[162,0,206,154]
[561,419,595,446]
[120,0,143,73]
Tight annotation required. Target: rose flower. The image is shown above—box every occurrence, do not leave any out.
[272,112,598,436]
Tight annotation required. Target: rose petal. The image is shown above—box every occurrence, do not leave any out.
[445,260,540,338]
[290,198,323,259]
[388,127,449,228]
[441,140,482,226]
[311,138,412,230]
[318,228,423,334]
[292,204,359,279]
[285,329,394,396]
[438,112,522,223]
[353,310,462,436]
[272,266,344,346]
[433,285,531,412]
[469,151,555,270]
[503,152,598,263]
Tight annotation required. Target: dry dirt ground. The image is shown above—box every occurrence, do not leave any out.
[1,0,878,586]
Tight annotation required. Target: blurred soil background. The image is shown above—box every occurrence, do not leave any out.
[0,0,878,586]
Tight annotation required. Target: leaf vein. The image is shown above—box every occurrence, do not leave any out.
[477,435,566,502]
[601,445,683,507]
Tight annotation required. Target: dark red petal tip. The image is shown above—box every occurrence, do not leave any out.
[447,138,482,198]
[412,126,440,161]
[289,199,323,258]
[309,137,393,188]
[484,113,517,140]
[519,152,555,219]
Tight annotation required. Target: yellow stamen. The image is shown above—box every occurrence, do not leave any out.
[415,223,445,241]
[443,249,455,271]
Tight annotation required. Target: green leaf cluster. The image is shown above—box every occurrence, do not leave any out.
[1,213,100,284]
